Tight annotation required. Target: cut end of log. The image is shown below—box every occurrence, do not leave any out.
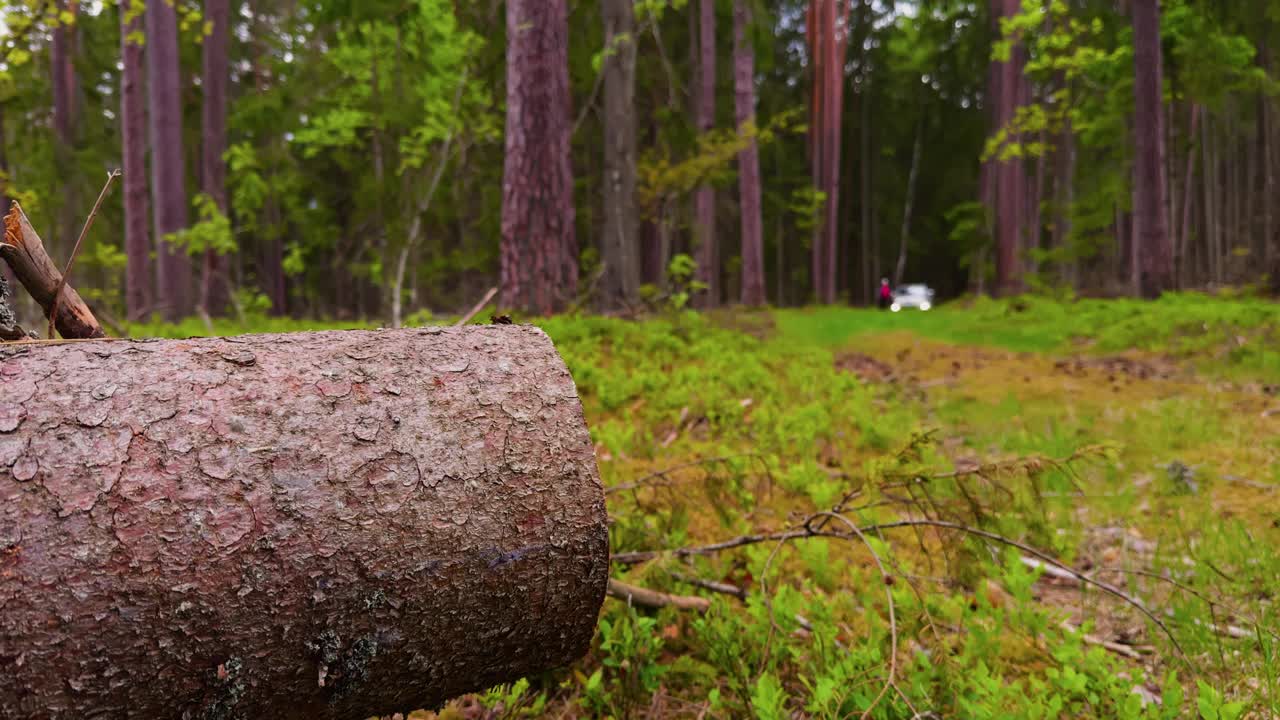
[3,203,21,248]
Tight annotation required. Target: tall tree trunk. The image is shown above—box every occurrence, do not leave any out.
[733,0,766,306]
[1179,104,1200,287]
[1053,115,1076,287]
[1264,65,1277,279]
[807,0,849,304]
[894,123,922,287]
[1132,0,1172,297]
[51,0,79,257]
[1202,115,1216,287]
[121,1,152,320]
[988,0,1028,296]
[501,0,578,315]
[600,0,640,309]
[1,101,19,328]
[248,0,286,315]
[147,0,193,321]
[847,0,871,303]
[1029,125,1045,277]
[0,102,8,219]
[201,0,231,316]
[640,119,664,286]
[693,0,718,306]
[860,69,872,302]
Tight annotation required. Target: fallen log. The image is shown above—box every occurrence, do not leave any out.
[1,203,105,339]
[0,326,609,718]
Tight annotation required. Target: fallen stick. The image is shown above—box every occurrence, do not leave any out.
[46,169,120,339]
[1021,555,1084,584]
[608,578,711,612]
[0,326,608,718]
[1,203,105,339]
[670,572,748,601]
[454,286,499,326]
[1061,622,1148,660]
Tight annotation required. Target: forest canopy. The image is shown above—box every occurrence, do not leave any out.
[0,0,1275,322]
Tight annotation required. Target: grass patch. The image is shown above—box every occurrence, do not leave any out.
[118,297,1280,717]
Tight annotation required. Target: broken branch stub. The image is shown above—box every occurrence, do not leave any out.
[0,326,609,718]
[1,203,105,339]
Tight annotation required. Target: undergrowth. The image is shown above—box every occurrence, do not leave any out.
[121,294,1280,718]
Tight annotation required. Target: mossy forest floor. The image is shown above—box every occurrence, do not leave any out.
[136,294,1280,719]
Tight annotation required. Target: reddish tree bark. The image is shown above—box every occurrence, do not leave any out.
[1,204,104,339]
[987,0,1029,296]
[807,0,851,304]
[600,0,640,309]
[0,326,608,718]
[857,0,872,302]
[501,0,578,315]
[50,1,77,143]
[1132,0,1172,297]
[50,0,79,256]
[1178,104,1200,286]
[201,0,231,315]
[693,0,718,306]
[120,1,152,320]
[147,0,193,321]
[733,0,766,306]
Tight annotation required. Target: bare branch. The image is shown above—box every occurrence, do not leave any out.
[454,286,498,326]
[607,578,711,613]
[48,170,121,339]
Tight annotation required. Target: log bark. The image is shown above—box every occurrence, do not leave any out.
[1,203,105,339]
[0,326,609,718]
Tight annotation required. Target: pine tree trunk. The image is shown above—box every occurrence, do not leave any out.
[1179,104,1200,287]
[121,2,152,320]
[147,0,193,320]
[1053,115,1076,287]
[0,326,607,719]
[894,124,922,287]
[1132,0,1172,297]
[1,100,22,329]
[501,0,578,315]
[51,0,79,258]
[806,0,847,304]
[989,0,1027,296]
[733,0,766,306]
[201,0,231,316]
[601,0,640,309]
[860,69,872,302]
[1263,52,1276,278]
[693,0,718,307]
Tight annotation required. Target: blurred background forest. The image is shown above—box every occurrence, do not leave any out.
[0,0,1277,327]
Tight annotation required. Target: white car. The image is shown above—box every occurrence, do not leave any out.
[891,284,934,312]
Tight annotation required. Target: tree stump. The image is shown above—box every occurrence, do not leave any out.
[0,326,609,718]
